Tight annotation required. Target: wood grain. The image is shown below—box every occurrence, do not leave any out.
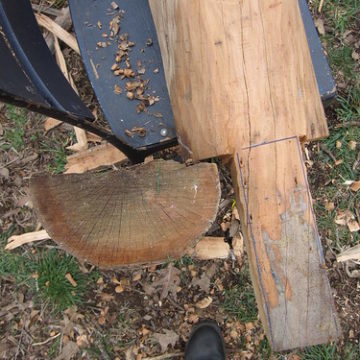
[150,0,328,160]
[30,160,220,268]
[231,137,340,350]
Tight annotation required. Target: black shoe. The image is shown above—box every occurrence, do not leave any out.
[185,320,226,360]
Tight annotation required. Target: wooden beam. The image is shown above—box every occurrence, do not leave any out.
[149,0,328,160]
[30,160,221,268]
[231,137,340,350]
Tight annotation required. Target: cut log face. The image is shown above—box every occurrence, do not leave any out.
[30,160,220,268]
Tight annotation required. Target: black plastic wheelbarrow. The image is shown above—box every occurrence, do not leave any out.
[0,0,335,163]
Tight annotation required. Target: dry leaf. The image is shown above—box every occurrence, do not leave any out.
[55,341,79,360]
[314,18,325,35]
[335,159,343,166]
[191,263,217,292]
[348,219,360,233]
[350,181,360,192]
[0,168,9,180]
[337,244,360,262]
[352,50,360,61]
[324,200,335,211]
[150,264,181,300]
[98,316,106,325]
[196,296,213,309]
[132,272,142,282]
[153,329,179,353]
[115,285,124,293]
[348,141,357,150]
[76,334,89,348]
[335,210,354,226]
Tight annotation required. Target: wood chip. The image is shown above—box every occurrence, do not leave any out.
[350,181,360,192]
[35,13,80,54]
[6,230,50,250]
[196,296,213,309]
[111,1,119,10]
[115,285,124,293]
[65,143,127,174]
[65,273,77,287]
[44,117,62,132]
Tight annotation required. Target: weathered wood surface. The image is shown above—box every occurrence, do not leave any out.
[231,137,340,350]
[30,160,220,268]
[150,0,328,160]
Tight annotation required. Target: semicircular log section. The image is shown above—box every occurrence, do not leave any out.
[30,160,220,268]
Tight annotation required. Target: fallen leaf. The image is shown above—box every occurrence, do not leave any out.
[196,296,213,309]
[0,168,9,180]
[335,210,354,226]
[348,219,360,233]
[98,316,106,325]
[55,341,79,360]
[348,141,357,150]
[314,18,325,35]
[191,263,217,292]
[132,272,142,282]
[352,50,359,61]
[115,285,124,293]
[188,314,199,324]
[150,264,181,300]
[153,329,179,353]
[324,200,335,211]
[350,181,360,192]
[76,334,89,348]
[335,159,343,166]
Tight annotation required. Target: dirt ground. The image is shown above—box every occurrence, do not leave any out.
[0,1,359,359]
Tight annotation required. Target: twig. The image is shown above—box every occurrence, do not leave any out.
[335,121,360,129]
[14,324,24,360]
[319,143,336,162]
[32,333,61,347]
[318,0,325,13]
[32,3,62,17]
[142,353,183,360]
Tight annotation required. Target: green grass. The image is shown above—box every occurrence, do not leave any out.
[1,105,27,151]
[47,336,61,359]
[35,250,87,312]
[222,267,258,322]
[0,227,36,284]
[303,342,360,360]
[40,140,67,174]
[0,228,89,312]
[313,0,360,35]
